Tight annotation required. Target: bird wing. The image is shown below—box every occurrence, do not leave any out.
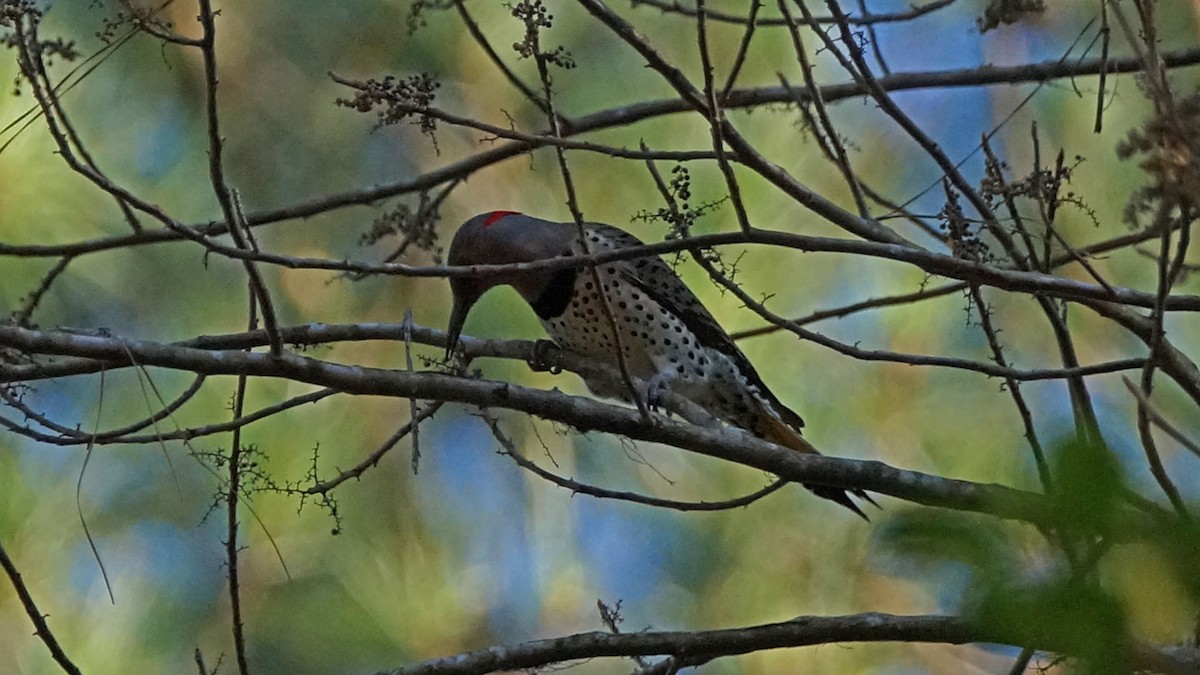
[587,224,878,519]
[585,223,806,430]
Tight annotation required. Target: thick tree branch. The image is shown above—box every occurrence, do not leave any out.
[0,321,1146,390]
[374,612,1200,675]
[0,323,1178,536]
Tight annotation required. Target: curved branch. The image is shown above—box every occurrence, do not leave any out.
[2,47,1199,258]
[486,413,787,511]
[0,374,206,442]
[0,321,1148,387]
[304,400,446,494]
[375,612,1199,675]
[1087,301,1200,405]
[631,0,957,26]
[0,539,83,675]
[0,384,333,446]
[0,323,1172,535]
[7,228,1196,320]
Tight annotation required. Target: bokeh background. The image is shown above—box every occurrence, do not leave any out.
[1,1,1199,673]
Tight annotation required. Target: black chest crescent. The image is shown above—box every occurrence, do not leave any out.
[530,268,578,320]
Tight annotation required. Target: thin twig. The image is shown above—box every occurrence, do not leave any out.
[630,0,959,26]
[14,14,143,233]
[967,282,1052,492]
[1028,125,1115,293]
[77,366,116,604]
[233,190,284,356]
[856,0,891,75]
[225,304,254,675]
[1122,376,1200,461]
[718,0,763,104]
[11,255,73,327]
[730,282,963,339]
[305,402,446,494]
[0,539,84,675]
[696,0,753,234]
[979,134,1102,442]
[1136,205,1193,519]
[0,374,206,442]
[528,15,650,419]
[596,599,650,670]
[811,0,1018,257]
[198,1,282,358]
[8,224,1195,314]
[5,47,1200,259]
[487,413,787,511]
[404,309,422,473]
[225,374,252,675]
[1094,1,1111,133]
[777,0,870,217]
[453,0,553,115]
[1006,646,1037,675]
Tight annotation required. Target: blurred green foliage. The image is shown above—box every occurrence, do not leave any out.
[876,435,1199,674]
[1,1,1199,674]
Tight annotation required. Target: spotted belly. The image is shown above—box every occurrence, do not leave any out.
[539,265,767,426]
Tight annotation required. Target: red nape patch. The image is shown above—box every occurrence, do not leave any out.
[482,210,520,227]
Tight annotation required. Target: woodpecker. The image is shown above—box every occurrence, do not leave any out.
[445,210,871,517]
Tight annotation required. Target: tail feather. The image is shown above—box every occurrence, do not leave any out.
[755,406,877,521]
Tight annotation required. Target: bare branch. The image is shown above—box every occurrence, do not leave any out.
[373,611,1199,675]
[0,322,1178,534]
[0,321,1150,391]
[486,413,787,511]
[1122,376,1200,461]
[630,0,959,26]
[0,538,84,675]
[3,46,1199,260]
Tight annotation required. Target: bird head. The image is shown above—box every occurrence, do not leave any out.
[444,211,574,360]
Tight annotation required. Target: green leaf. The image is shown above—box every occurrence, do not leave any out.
[874,508,1017,588]
[1051,435,1126,536]
[976,579,1129,675]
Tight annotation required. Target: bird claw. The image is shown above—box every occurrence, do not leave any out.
[644,370,674,412]
[529,339,563,374]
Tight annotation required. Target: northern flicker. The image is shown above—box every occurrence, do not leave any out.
[445,210,871,517]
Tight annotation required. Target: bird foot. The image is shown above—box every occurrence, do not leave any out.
[644,369,675,412]
[528,339,564,374]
